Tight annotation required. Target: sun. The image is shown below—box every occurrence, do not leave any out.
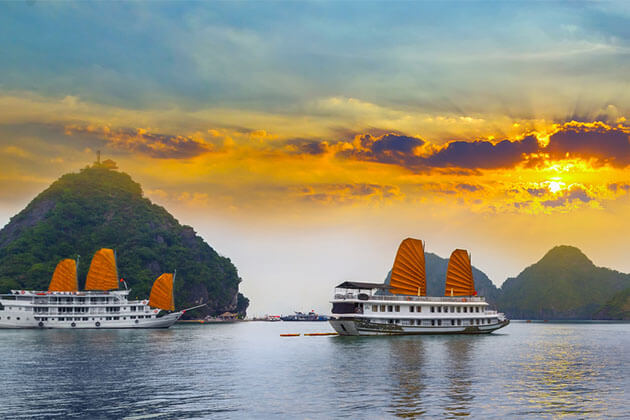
[547,180,564,194]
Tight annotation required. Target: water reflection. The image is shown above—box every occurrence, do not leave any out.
[0,323,627,418]
[511,328,606,417]
[7,329,182,418]
[386,338,427,417]
[442,337,474,418]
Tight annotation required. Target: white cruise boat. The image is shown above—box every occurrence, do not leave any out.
[0,248,196,329]
[329,238,509,336]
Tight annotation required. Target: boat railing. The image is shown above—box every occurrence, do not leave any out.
[333,292,486,303]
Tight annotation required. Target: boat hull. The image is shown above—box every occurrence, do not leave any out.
[329,317,509,336]
[0,312,182,329]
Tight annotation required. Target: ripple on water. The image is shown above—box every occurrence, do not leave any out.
[0,322,628,418]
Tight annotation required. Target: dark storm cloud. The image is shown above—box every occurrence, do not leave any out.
[341,134,426,167]
[65,125,212,159]
[608,183,630,192]
[424,136,539,169]
[541,186,594,208]
[285,139,330,155]
[335,124,630,173]
[295,183,402,204]
[526,188,546,197]
[545,125,630,167]
[456,183,483,192]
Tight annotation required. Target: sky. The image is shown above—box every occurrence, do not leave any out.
[1,1,630,315]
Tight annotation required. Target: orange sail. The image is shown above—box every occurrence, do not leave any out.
[445,249,475,296]
[390,238,426,296]
[48,259,78,292]
[84,248,119,290]
[149,273,175,311]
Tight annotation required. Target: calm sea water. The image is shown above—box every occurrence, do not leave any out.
[0,321,628,419]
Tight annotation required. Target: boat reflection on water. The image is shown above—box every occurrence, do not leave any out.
[386,338,427,418]
[384,336,476,418]
[442,337,474,418]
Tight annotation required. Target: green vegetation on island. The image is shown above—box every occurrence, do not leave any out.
[593,288,630,320]
[0,163,248,318]
[498,246,630,320]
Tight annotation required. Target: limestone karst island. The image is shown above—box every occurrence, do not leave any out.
[0,159,249,322]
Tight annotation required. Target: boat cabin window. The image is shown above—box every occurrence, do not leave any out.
[430,306,435,313]
[380,305,385,312]
[457,307,461,313]
[332,302,356,314]
[431,320,435,326]
[463,307,467,313]
[387,305,393,312]
[410,306,414,312]
[451,320,455,325]
[395,305,400,312]
[476,307,480,312]
[437,306,442,313]
[416,320,422,325]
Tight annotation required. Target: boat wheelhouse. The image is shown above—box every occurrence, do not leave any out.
[329,238,509,336]
[0,249,188,329]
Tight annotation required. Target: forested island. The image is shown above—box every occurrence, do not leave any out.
[0,161,248,318]
[415,246,630,320]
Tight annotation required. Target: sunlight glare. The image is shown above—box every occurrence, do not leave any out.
[547,180,564,194]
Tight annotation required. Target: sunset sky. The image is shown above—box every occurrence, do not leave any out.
[1,2,630,314]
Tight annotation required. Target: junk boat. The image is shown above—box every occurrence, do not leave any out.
[329,238,509,336]
[0,248,201,329]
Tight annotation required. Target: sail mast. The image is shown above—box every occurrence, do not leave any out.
[76,255,80,291]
